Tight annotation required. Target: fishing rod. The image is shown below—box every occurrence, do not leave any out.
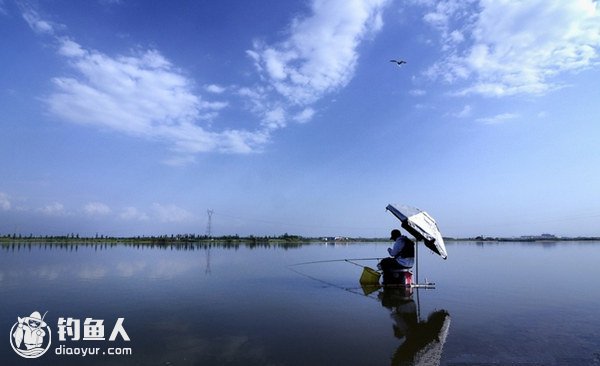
[289,256,436,288]
[288,257,384,267]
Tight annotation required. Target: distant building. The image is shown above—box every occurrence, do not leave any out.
[321,236,349,242]
[520,234,558,240]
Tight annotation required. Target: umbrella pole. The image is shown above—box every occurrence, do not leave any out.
[415,240,421,320]
[412,241,436,288]
[415,239,419,285]
[416,284,421,321]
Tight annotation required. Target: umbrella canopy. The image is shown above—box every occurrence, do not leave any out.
[386,204,448,259]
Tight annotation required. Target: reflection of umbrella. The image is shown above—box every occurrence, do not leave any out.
[376,286,451,366]
[392,310,451,366]
[386,204,447,259]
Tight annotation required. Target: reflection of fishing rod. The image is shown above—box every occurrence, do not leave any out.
[289,257,383,267]
[287,258,383,300]
[288,264,429,312]
[287,265,379,300]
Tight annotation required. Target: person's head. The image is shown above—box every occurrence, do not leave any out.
[25,311,45,328]
[390,229,401,240]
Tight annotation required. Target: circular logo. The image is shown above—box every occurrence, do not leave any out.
[9,311,52,359]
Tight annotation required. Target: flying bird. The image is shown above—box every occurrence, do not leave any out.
[390,59,407,66]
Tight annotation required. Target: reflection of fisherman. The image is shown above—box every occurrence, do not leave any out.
[379,229,415,272]
[12,311,47,350]
[379,287,417,339]
[378,288,450,366]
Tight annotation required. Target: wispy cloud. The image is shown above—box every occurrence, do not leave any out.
[98,0,123,5]
[0,192,11,211]
[38,202,67,216]
[0,0,7,16]
[205,84,226,94]
[116,204,194,223]
[47,38,269,159]
[151,203,195,223]
[453,104,472,118]
[3,190,195,227]
[83,202,111,216]
[421,0,600,96]
[119,207,149,221]
[409,89,427,96]
[242,0,389,132]
[20,5,61,35]
[293,107,315,124]
[248,0,389,105]
[476,112,519,125]
[21,0,390,163]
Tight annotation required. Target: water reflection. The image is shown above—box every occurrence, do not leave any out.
[0,240,310,252]
[371,286,451,366]
[3,241,598,365]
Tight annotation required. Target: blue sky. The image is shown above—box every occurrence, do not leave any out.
[1,0,599,238]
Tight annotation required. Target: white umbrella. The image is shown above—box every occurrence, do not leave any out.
[386,204,447,259]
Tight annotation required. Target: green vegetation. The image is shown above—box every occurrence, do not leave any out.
[1,233,598,246]
[0,233,384,246]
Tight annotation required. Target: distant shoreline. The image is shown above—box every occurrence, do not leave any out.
[1,234,599,245]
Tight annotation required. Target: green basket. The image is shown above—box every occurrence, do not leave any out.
[359,266,381,285]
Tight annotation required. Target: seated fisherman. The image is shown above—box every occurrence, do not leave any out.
[379,229,415,272]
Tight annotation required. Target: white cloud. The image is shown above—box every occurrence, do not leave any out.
[0,192,11,211]
[249,0,390,105]
[476,112,519,125]
[161,155,197,167]
[84,202,111,216]
[21,6,60,35]
[119,207,149,221]
[57,38,86,57]
[409,89,427,96]
[99,0,123,5]
[448,30,464,44]
[26,1,390,163]
[38,202,66,216]
[234,0,390,138]
[151,203,194,223]
[293,107,315,124]
[421,0,600,96]
[422,0,474,30]
[205,84,226,94]
[454,104,472,118]
[47,38,268,157]
[263,107,286,129]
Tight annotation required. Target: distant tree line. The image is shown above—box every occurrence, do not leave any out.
[0,232,388,245]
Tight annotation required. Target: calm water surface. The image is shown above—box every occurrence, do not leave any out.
[1,241,599,365]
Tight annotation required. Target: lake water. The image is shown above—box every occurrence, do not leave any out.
[1,241,599,365]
